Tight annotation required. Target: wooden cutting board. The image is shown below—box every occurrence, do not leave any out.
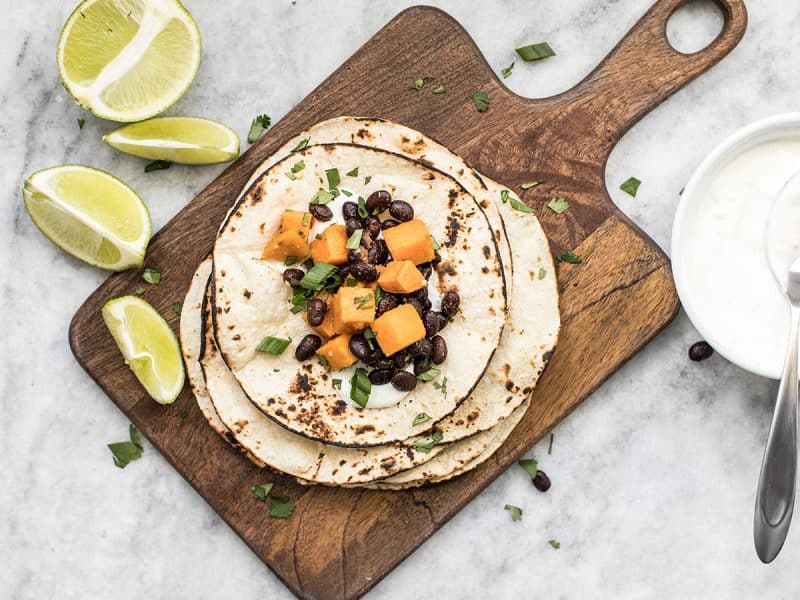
[69,1,747,598]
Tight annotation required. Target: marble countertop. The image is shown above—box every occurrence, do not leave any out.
[3,0,799,597]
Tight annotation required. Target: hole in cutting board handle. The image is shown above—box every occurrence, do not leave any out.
[666,0,725,54]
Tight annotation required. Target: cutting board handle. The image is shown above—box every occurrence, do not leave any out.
[568,0,747,143]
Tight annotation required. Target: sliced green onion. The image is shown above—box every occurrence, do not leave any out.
[520,181,541,190]
[413,413,431,426]
[291,137,309,151]
[432,84,446,94]
[471,90,489,112]
[547,197,570,214]
[357,196,367,218]
[345,229,363,250]
[538,267,547,280]
[332,378,342,390]
[364,176,372,185]
[247,114,271,143]
[299,263,337,290]
[556,252,581,264]
[144,160,171,173]
[430,235,441,250]
[325,168,340,189]
[142,268,161,284]
[363,328,376,350]
[412,430,443,453]
[518,457,538,478]
[284,256,297,266]
[505,504,523,521]
[346,167,359,177]
[620,177,641,197]
[350,367,371,407]
[501,62,514,78]
[510,196,534,214]
[310,188,334,205]
[417,367,441,382]
[256,336,292,355]
[516,42,555,61]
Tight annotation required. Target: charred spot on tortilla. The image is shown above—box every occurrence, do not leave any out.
[243,289,252,299]
[482,245,491,259]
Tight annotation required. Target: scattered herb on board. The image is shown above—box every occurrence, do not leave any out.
[291,137,310,152]
[269,496,295,518]
[548,433,554,454]
[516,42,556,61]
[144,159,171,173]
[350,367,371,407]
[251,482,274,501]
[471,90,490,112]
[345,229,363,250]
[171,302,182,315]
[556,251,581,264]
[547,197,570,214]
[518,457,538,478]
[538,267,547,280]
[135,286,145,295]
[417,367,442,382]
[520,181,541,190]
[256,336,292,355]
[620,176,641,197]
[310,188,334,205]
[325,168,340,189]
[432,84,446,94]
[412,430,443,453]
[142,268,161,284]
[548,539,561,550]
[505,504,523,521]
[501,61,515,78]
[413,412,431,426]
[108,424,143,469]
[412,76,435,90]
[77,118,85,129]
[247,114,271,143]
[346,167,359,177]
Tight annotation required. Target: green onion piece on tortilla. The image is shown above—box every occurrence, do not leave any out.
[332,378,342,390]
[346,167,359,177]
[413,412,431,426]
[518,457,538,478]
[340,189,353,197]
[247,114,271,143]
[516,42,556,61]
[350,367,371,407]
[430,234,441,250]
[108,424,143,469]
[325,168,340,189]
[471,90,489,112]
[505,504,523,521]
[433,376,448,396]
[417,367,441,382]
[251,482,273,501]
[256,336,292,355]
[620,176,641,197]
[412,430,443,453]
[269,496,295,518]
[538,267,547,280]
[345,229,363,250]
[310,188,335,205]
[520,181,541,190]
[556,251,581,264]
[364,176,372,185]
[285,171,296,180]
[500,189,510,204]
[501,61,515,78]
[547,197,570,214]
[144,159,171,173]
[142,268,161,284]
[357,196,368,218]
[291,137,309,151]
[505,192,534,214]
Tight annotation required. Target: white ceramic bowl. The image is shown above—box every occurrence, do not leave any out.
[672,113,800,379]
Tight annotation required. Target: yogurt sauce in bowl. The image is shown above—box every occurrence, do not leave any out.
[673,114,800,378]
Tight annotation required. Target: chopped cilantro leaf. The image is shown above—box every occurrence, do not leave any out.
[247,114,271,143]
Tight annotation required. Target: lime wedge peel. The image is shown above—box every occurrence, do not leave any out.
[57,0,202,122]
[22,165,151,271]
[103,117,240,164]
[102,296,185,404]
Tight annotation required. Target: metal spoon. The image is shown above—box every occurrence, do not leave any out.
[755,171,800,563]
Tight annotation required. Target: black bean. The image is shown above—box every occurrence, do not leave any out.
[440,291,460,317]
[689,341,714,362]
[306,298,328,327]
[533,470,551,492]
[391,370,417,392]
[431,335,447,364]
[376,295,399,317]
[423,298,432,311]
[348,334,371,360]
[345,217,363,236]
[337,264,350,280]
[406,298,424,317]
[432,251,442,265]
[368,368,395,385]
[295,334,322,361]
[342,201,359,219]
[282,268,305,284]
[393,351,410,369]
[419,263,433,279]
[308,203,332,222]
[348,248,366,265]
[367,239,389,265]
[366,190,392,214]
[364,351,393,369]
[412,286,428,304]
[435,312,449,331]
[389,200,414,222]
[365,216,382,239]
[409,337,432,359]
[350,262,378,282]
[422,311,441,337]
[413,356,431,376]
[381,218,401,230]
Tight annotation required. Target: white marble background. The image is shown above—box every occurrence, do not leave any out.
[1,0,798,598]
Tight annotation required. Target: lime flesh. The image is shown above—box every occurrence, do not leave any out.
[102,296,185,404]
[103,117,240,164]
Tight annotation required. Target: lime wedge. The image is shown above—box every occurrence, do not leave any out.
[57,0,202,122]
[102,296,185,404]
[103,117,240,164]
[22,165,151,271]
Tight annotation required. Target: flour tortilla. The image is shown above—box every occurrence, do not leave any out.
[212,143,507,446]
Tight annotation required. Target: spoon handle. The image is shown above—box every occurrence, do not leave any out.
[754,305,800,563]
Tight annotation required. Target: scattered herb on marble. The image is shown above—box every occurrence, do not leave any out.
[247,114,271,143]
[77,118,85,129]
[516,42,556,61]
[548,539,561,549]
[251,482,274,501]
[518,457,538,479]
[505,504,523,521]
[142,268,161,284]
[432,84,446,94]
[548,433,554,454]
[520,181,541,190]
[556,251,581,264]
[256,336,292,355]
[144,159,171,173]
[620,176,641,197]
[413,412,431,426]
[501,61,515,78]
[471,90,490,112]
[108,424,143,469]
[547,197,570,214]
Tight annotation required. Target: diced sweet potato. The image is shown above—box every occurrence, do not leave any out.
[378,260,426,294]
[281,210,313,238]
[372,303,426,356]
[310,224,348,265]
[317,334,357,370]
[333,286,376,333]
[382,219,435,265]
[261,230,310,260]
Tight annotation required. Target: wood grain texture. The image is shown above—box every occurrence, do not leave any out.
[69,1,747,598]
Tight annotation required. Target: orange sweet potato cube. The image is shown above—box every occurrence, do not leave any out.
[261,230,310,260]
[310,224,348,265]
[372,304,426,356]
[382,219,435,265]
[333,286,376,333]
[317,334,357,370]
[378,260,426,294]
[281,210,313,238]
